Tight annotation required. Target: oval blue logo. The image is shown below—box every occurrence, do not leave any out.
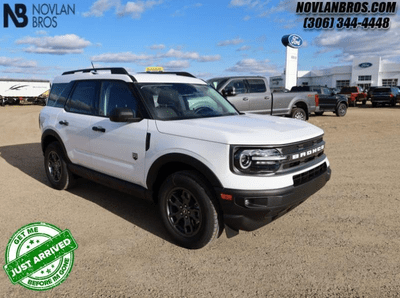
[281,34,303,48]
[359,62,372,68]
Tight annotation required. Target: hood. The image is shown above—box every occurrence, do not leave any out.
[155,114,324,145]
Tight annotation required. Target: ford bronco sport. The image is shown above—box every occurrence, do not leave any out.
[39,68,331,249]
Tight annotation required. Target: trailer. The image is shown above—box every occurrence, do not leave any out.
[0,79,51,106]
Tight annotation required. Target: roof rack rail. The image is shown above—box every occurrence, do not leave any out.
[62,67,129,76]
[139,71,196,78]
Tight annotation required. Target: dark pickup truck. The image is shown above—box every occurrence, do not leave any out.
[290,86,348,117]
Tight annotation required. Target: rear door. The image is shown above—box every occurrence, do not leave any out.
[317,87,336,111]
[246,78,272,113]
[58,80,99,166]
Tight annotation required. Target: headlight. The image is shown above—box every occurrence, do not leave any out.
[233,148,287,174]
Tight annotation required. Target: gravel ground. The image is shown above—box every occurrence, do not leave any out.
[0,104,399,298]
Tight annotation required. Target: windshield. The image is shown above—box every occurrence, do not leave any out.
[138,83,239,120]
[206,78,228,91]
[374,88,391,93]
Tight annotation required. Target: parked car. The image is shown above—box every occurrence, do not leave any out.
[39,67,331,249]
[290,85,348,117]
[366,86,380,103]
[207,76,319,121]
[338,86,367,106]
[370,87,400,107]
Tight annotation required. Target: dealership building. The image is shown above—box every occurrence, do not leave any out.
[270,56,400,91]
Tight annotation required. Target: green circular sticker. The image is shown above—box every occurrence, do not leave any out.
[3,222,78,291]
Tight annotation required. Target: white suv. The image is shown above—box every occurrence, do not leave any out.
[39,68,331,249]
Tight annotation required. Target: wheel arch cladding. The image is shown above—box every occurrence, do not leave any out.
[41,130,70,162]
[147,153,223,203]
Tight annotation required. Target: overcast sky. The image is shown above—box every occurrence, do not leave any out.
[1,0,400,81]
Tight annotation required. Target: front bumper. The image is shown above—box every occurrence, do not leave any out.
[217,165,331,231]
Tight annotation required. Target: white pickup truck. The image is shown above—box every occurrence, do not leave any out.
[207,76,318,121]
[0,79,51,106]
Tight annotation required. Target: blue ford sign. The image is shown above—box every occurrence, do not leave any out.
[282,34,303,48]
[359,62,372,68]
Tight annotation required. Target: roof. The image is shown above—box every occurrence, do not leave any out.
[53,67,206,85]
[133,73,205,84]
[207,76,266,81]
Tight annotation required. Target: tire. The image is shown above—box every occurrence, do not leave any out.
[44,142,75,190]
[362,100,366,105]
[291,107,307,121]
[315,112,324,116]
[335,103,347,117]
[158,171,221,249]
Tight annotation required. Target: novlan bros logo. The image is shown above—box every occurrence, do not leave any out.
[3,4,28,28]
[3,3,75,28]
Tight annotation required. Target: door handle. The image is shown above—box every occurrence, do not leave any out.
[92,126,106,133]
[264,96,270,100]
[59,120,69,126]
[243,97,249,101]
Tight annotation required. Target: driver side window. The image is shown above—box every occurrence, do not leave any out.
[98,81,138,117]
[225,80,246,95]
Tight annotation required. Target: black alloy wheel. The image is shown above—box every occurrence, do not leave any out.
[158,171,220,249]
[44,142,75,190]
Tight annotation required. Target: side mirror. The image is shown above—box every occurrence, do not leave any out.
[223,86,236,96]
[109,107,141,123]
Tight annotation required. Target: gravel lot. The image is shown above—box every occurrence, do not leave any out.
[1,104,400,297]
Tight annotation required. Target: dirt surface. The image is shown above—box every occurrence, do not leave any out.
[0,104,400,297]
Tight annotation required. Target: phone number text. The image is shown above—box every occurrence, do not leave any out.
[303,17,390,29]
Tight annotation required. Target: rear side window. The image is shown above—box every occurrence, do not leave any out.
[323,88,330,95]
[291,86,309,92]
[65,81,99,115]
[47,83,67,107]
[340,87,357,93]
[247,79,266,93]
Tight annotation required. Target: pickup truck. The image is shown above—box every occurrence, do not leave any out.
[207,76,318,120]
[338,86,367,106]
[290,85,348,117]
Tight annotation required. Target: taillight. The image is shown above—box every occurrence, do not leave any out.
[390,94,394,98]
[315,94,319,106]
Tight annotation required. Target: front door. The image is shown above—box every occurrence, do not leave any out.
[223,79,250,111]
[89,80,148,186]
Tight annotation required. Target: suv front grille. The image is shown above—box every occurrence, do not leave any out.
[293,162,327,186]
[278,137,325,172]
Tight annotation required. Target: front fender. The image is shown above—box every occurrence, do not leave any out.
[146,153,223,190]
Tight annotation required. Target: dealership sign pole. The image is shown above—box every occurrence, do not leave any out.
[281,34,303,90]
